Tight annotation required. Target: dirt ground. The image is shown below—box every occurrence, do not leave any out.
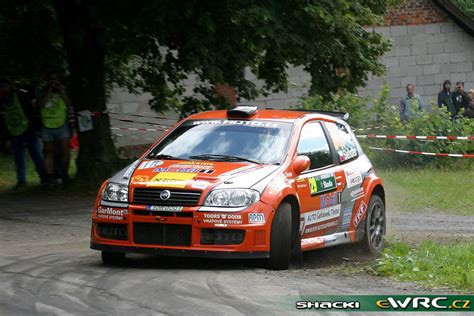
[0,193,472,315]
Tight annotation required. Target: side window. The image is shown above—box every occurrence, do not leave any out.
[297,122,333,170]
[325,122,358,163]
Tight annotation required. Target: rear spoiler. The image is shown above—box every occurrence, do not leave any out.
[284,109,350,121]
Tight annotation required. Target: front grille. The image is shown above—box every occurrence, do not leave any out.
[97,223,128,240]
[133,223,192,246]
[133,188,201,206]
[200,229,245,245]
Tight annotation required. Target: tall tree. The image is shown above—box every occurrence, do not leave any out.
[0,0,392,184]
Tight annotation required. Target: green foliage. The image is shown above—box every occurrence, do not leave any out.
[376,241,474,292]
[450,0,474,19]
[0,0,392,117]
[300,84,474,169]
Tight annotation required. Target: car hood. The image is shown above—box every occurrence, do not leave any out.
[110,159,280,192]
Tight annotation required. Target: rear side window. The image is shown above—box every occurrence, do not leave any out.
[325,122,358,163]
[297,122,333,170]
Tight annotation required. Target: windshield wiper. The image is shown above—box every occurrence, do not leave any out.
[189,154,260,164]
[149,154,188,160]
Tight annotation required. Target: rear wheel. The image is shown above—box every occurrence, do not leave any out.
[360,195,386,255]
[267,203,292,270]
[101,251,126,265]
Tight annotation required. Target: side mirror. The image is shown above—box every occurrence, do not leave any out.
[292,155,310,175]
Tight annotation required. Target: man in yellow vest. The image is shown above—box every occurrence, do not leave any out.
[0,78,47,189]
[38,73,72,185]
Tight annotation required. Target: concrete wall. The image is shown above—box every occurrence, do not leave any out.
[361,21,474,106]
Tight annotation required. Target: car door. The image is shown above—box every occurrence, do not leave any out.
[324,120,365,233]
[295,121,346,239]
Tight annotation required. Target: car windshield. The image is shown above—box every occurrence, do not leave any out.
[147,119,292,164]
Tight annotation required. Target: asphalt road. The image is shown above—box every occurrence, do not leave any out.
[1,194,473,315]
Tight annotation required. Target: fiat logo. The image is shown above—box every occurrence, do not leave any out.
[160,190,171,200]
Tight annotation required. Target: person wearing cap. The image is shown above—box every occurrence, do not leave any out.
[0,78,47,189]
[437,80,457,118]
[452,81,470,114]
[399,83,424,123]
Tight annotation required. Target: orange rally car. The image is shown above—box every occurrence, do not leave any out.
[91,106,386,270]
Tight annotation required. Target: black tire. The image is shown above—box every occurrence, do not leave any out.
[101,251,126,265]
[360,194,386,255]
[267,203,292,270]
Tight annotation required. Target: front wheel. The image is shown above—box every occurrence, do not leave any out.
[360,195,386,255]
[101,251,126,265]
[267,203,292,270]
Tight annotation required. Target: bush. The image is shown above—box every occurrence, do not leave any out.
[299,85,474,169]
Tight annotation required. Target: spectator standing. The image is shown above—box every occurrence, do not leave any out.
[464,90,474,119]
[437,80,457,118]
[399,83,424,123]
[38,73,73,185]
[0,79,46,189]
[452,81,470,114]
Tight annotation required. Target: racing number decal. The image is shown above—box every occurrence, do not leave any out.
[308,172,337,196]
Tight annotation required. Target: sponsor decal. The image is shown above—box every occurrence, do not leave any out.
[297,183,307,189]
[320,192,341,208]
[350,187,365,201]
[304,219,339,234]
[147,172,196,188]
[174,161,214,168]
[96,206,128,220]
[299,217,305,235]
[191,180,209,190]
[340,205,353,231]
[338,143,358,162]
[353,201,367,227]
[131,175,150,184]
[154,166,214,174]
[248,213,265,224]
[344,166,363,189]
[302,205,341,227]
[122,159,140,180]
[145,205,183,212]
[301,236,324,246]
[308,173,337,195]
[202,213,243,225]
[193,119,279,128]
[138,160,164,170]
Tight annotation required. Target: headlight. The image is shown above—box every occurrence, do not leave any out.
[102,182,128,202]
[204,189,259,207]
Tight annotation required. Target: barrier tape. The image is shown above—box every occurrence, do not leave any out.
[109,111,171,120]
[110,127,169,132]
[113,133,155,142]
[110,117,171,129]
[358,134,474,141]
[368,147,474,158]
[353,125,387,132]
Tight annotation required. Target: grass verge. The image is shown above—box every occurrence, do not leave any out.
[375,240,474,293]
[378,169,474,215]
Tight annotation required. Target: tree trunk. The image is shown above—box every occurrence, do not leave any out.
[53,0,119,186]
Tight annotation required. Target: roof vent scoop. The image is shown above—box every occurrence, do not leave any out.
[227,105,258,117]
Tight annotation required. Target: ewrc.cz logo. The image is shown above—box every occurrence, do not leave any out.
[376,297,471,310]
[296,301,360,310]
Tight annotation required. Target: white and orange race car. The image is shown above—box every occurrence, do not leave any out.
[91,106,385,269]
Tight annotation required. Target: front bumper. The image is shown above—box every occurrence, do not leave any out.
[91,200,274,258]
[91,242,269,259]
